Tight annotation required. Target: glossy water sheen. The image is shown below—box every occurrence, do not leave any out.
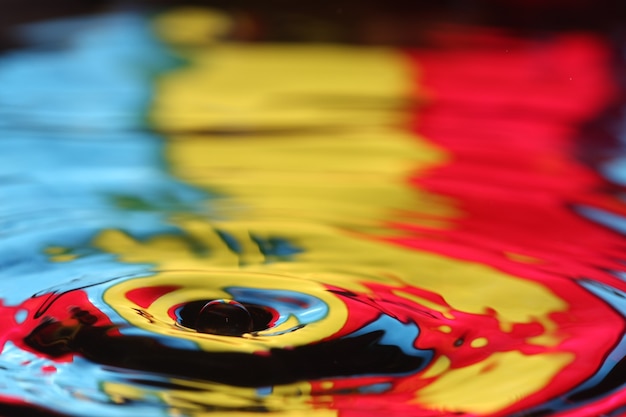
[1,8,626,417]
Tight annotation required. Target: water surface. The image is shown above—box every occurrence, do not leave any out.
[1,8,626,417]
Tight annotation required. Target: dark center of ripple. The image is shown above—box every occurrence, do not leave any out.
[177,299,275,336]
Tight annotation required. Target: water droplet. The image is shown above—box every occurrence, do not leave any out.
[195,299,253,336]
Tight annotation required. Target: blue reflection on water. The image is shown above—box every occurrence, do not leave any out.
[0,12,209,309]
[0,13,169,131]
[0,13,208,415]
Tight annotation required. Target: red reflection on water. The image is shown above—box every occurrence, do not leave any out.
[352,30,626,416]
[0,290,116,363]
[125,285,180,309]
[401,32,623,288]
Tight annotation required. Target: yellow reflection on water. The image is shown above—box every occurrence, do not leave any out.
[416,351,574,414]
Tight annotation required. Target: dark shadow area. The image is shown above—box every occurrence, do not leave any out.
[1,0,625,48]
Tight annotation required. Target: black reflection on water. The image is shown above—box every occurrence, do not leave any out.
[178,299,272,335]
[0,403,68,417]
[23,312,428,387]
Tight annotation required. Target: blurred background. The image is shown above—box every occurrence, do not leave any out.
[1,0,625,49]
